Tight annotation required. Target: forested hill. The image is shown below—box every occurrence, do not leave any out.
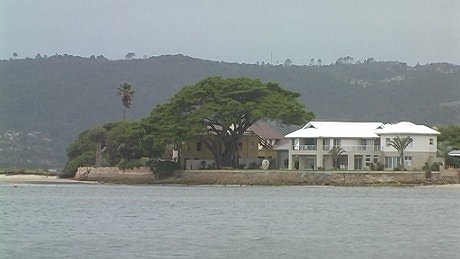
[0,54,459,168]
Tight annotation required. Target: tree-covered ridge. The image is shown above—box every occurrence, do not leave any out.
[0,54,459,168]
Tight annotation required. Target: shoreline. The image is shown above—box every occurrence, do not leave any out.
[2,169,460,187]
[0,174,98,184]
[2,174,460,188]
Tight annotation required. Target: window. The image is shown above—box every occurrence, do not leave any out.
[249,141,254,150]
[404,156,412,167]
[333,138,341,147]
[373,155,379,164]
[305,138,316,145]
[323,139,330,150]
[365,155,372,167]
[196,142,202,152]
[429,138,434,145]
[374,138,380,146]
[384,156,401,169]
[354,155,363,170]
[294,139,300,150]
[365,155,371,162]
[238,142,243,149]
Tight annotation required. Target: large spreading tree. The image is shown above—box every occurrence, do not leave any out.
[147,77,314,168]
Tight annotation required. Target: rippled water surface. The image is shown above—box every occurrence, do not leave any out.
[1,184,459,258]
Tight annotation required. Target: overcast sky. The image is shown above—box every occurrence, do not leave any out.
[1,0,459,65]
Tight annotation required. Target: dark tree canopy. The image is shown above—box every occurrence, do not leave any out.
[147,76,314,167]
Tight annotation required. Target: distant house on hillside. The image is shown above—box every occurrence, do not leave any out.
[285,121,440,170]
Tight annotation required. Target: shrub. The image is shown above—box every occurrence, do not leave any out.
[117,159,144,170]
[373,162,384,171]
[423,162,441,171]
[61,151,94,178]
[200,160,207,169]
[247,162,258,169]
[148,160,180,178]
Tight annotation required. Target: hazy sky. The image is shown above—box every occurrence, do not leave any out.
[1,0,459,65]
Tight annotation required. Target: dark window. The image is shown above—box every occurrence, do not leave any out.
[196,142,202,152]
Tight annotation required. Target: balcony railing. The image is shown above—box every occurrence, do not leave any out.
[292,145,380,152]
[323,145,380,151]
[293,145,317,151]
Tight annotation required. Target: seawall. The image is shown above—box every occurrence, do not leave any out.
[173,169,460,186]
[75,167,460,186]
[75,167,156,183]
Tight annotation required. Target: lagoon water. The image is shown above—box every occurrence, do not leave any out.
[1,184,459,259]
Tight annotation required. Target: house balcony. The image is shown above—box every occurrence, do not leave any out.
[323,145,381,152]
[293,145,317,151]
[292,144,381,153]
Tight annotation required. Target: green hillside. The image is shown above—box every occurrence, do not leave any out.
[1,54,459,168]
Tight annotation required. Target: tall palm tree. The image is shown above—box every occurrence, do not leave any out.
[388,136,413,170]
[117,82,135,121]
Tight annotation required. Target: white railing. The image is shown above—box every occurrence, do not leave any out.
[293,145,317,151]
[323,145,380,152]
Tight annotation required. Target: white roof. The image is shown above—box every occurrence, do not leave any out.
[448,150,460,157]
[285,121,383,139]
[375,122,440,135]
[285,121,439,139]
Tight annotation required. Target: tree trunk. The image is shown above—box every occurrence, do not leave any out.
[95,142,102,167]
[123,108,126,121]
[202,138,223,168]
[220,136,240,168]
[400,152,405,170]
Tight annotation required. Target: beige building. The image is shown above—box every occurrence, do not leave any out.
[179,124,289,169]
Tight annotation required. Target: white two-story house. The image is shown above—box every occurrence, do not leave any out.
[285,121,439,170]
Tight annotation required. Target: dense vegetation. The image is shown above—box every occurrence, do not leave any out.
[437,125,460,168]
[62,120,162,177]
[1,54,459,168]
[62,77,312,176]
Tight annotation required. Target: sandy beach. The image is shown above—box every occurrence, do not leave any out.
[0,174,96,184]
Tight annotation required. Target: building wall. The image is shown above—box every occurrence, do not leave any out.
[382,151,437,170]
[380,134,437,152]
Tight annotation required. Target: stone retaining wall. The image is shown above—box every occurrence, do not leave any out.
[174,170,460,186]
[74,166,460,185]
[75,167,155,182]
